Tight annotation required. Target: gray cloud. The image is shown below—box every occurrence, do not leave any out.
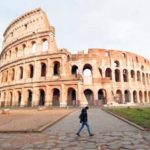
[0,0,150,59]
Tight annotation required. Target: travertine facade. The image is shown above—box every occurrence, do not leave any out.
[0,8,150,107]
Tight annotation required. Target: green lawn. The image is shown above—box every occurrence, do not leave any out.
[108,107,150,129]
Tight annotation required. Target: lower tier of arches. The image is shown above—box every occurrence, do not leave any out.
[0,86,150,107]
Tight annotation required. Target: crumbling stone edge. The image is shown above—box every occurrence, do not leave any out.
[0,109,76,133]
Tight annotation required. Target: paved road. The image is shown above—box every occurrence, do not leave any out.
[0,108,149,150]
[47,108,138,134]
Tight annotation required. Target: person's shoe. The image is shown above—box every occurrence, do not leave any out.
[76,133,80,136]
[89,133,94,136]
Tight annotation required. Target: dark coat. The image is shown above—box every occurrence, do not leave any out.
[79,108,88,123]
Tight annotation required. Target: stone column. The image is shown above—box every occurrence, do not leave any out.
[77,82,87,106]
[45,85,52,106]
[33,87,39,106]
[60,84,67,107]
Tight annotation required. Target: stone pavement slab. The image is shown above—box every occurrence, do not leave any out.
[0,108,73,132]
[0,108,149,150]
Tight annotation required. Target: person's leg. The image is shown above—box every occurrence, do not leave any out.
[84,122,94,136]
[77,123,85,135]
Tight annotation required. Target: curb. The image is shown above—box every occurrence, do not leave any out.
[103,109,150,131]
[0,110,76,133]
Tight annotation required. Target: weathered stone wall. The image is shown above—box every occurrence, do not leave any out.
[0,9,150,107]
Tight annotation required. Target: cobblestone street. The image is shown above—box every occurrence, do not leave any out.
[0,108,150,150]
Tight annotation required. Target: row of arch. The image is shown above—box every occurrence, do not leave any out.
[1,62,150,84]
[1,88,150,107]
[72,64,150,83]
[1,61,60,83]
[2,38,49,63]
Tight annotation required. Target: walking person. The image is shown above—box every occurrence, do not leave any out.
[76,106,94,136]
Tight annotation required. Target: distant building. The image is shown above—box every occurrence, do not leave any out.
[0,8,150,107]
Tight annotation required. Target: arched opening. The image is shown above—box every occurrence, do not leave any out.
[20,66,23,79]
[99,68,102,77]
[32,42,36,53]
[137,71,141,81]
[146,73,149,84]
[123,69,128,82]
[67,88,76,106]
[144,91,147,102]
[42,39,49,51]
[53,61,60,76]
[133,91,137,103]
[116,90,122,104]
[98,89,107,104]
[27,90,32,107]
[18,91,22,107]
[131,70,135,80]
[41,63,46,77]
[12,69,15,81]
[52,88,60,106]
[148,91,150,102]
[124,90,131,103]
[84,89,94,105]
[105,68,112,79]
[39,89,45,106]
[29,64,34,78]
[139,91,143,103]
[71,65,78,75]
[142,73,145,84]
[114,61,120,67]
[9,92,13,106]
[115,69,120,82]
[83,64,92,76]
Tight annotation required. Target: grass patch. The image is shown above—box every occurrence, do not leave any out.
[108,107,150,129]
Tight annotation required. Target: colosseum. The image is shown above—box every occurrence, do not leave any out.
[0,8,150,107]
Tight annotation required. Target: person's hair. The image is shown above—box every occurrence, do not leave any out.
[85,106,89,110]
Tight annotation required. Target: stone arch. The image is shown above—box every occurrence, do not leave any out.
[114,60,120,67]
[29,64,34,78]
[11,68,15,81]
[124,90,131,103]
[41,62,46,77]
[27,90,33,107]
[116,90,122,104]
[9,92,13,106]
[98,89,107,104]
[39,89,45,106]
[144,91,147,102]
[115,69,120,82]
[123,69,128,82]
[99,68,102,77]
[32,41,36,53]
[67,88,76,106]
[19,66,23,79]
[148,91,150,102]
[71,65,78,75]
[18,91,22,107]
[133,91,137,103]
[52,88,60,106]
[105,68,112,79]
[139,91,143,103]
[130,70,135,80]
[15,47,18,57]
[84,89,94,105]
[137,71,141,81]
[142,73,145,84]
[53,61,60,76]
[83,64,92,76]
[42,39,49,51]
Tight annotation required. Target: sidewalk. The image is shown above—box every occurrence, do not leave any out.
[0,108,149,150]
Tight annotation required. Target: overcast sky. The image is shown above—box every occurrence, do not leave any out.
[0,0,150,59]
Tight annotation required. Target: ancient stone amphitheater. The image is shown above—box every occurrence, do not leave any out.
[0,8,150,107]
